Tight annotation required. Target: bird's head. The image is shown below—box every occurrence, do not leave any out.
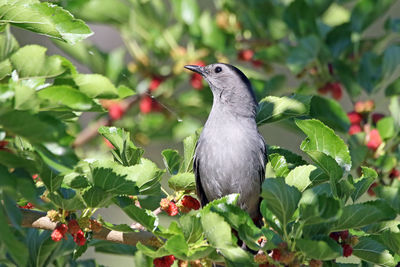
[184,63,258,117]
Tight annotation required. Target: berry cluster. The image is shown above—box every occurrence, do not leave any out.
[153,255,175,267]
[237,49,263,68]
[329,230,358,257]
[18,202,34,209]
[318,82,343,100]
[347,100,384,150]
[255,243,299,266]
[51,219,87,246]
[160,195,201,216]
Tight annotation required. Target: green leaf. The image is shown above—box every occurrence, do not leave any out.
[89,160,140,195]
[376,45,400,93]
[286,165,327,192]
[82,186,112,208]
[63,0,130,24]
[161,149,181,175]
[0,2,92,44]
[0,204,28,267]
[0,25,19,61]
[375,186,400,213]
[99,126,144,166]
[299,189,342,225]
[332,200,396,231]
[284,0,318,37]
[286,35,320,73]
[118,201,158,231]
[93,240,136,255]
[98,218,136,233]
[389,97,400,128]
[168,172,195,191]
[351,167,377,202]
[0,109,66,143]
[377,116,395,139]
[74,74,118,99]
[173,0,199,25]
[209,200,262,251]
[269,153,290,177]
[296,238,342,260]
[164,234,189,259]
[200,210,254,265]
[256,94,312,125]
[296,119,351,172]
[38,85,102,111]
[180,130,200,173]
[267,146,307,167]
[350,0,395,33]
[10,45,65,79]
[48,187,86,211]
[63,171,90,189]
[379,230,400,255]
[261,178,301,227]
[352,236,396,266]
[179,213,203,244]
[310,96,350,132]
[198,11,226,51]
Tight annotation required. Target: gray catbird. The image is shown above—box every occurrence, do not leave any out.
[184,63,267,226]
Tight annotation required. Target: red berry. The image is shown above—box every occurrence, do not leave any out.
[339,230,349,241]
[51,224,68,242]
[342,244,353,257]
[367,182,378,196]
[149,77,163,91]
[348,124,362,135]
[347,111,362,125]
[251,59,263,68]
[190,73,203,90]
[329,232,340,242]
[238,49,254,61]
[181,195,201,210]
[68,219,81,235]
[366,129,382,150]
[389,168,400,179]
[32,174,39,180]
[271,248,281,261]
[166,202,179,216]
[51,229,64,242]
[153,255,175,267]
[372,113,385,124]
[108,103,125,120]
[73,230,86,246]
[331,83,343,100]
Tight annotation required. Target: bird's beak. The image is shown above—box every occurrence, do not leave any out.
[184,65,205,76]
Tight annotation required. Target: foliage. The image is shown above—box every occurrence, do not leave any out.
[0,0,400,266]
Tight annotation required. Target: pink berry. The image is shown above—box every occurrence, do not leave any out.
[238,49,254,61]
[366,129,382,150]
[108,103,125,120]
[149,77,163,91]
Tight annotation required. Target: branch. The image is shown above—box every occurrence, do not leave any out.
[73,95,140,148]
[19,209,159,247]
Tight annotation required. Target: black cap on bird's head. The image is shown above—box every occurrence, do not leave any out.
[184,63,258,116]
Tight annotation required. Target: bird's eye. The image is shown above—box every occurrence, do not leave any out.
[215,66,222,73]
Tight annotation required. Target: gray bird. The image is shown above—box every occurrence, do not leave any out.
[184,63,267,226]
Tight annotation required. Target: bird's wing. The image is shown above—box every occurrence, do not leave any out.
[193,141,209,207]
